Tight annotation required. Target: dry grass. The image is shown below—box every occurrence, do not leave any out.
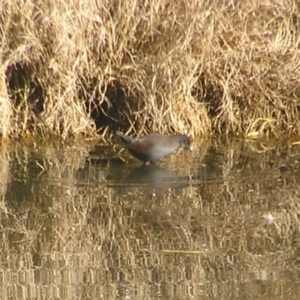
[0,0,299,139]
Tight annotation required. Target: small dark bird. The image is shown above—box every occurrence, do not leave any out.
[116,131,193,164]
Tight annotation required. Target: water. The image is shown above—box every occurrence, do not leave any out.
[1,138,300,299]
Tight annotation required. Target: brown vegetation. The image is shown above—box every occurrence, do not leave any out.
[0,0,299,139]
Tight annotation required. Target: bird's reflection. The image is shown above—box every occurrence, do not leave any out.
[89,153,191,194]
[120,164,189,193]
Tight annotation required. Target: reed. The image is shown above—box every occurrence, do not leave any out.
[0,0,299,139]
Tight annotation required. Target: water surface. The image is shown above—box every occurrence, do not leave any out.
[1,138,300,299]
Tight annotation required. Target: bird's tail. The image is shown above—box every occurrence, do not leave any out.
[116,131,135,145]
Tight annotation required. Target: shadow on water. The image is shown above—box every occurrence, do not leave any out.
[106,164,190,193]
[2,137,300,299]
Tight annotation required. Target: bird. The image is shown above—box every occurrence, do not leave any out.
[116,131,193,164]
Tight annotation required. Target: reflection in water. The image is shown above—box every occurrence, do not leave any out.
[118,164,189,193]
[2,139,300,299]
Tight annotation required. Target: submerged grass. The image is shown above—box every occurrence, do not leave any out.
[0,0,300,139]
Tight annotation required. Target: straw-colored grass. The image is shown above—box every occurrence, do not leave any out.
[0,0,299,139]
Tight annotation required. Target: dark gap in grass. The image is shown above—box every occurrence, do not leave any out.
[87,81,128,132]
[195,75,223,119]
[6,63,44,114]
